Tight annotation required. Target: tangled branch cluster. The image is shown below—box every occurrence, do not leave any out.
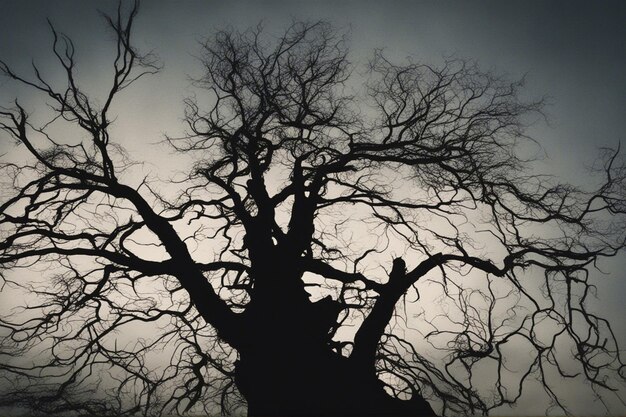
[1,3,624,416]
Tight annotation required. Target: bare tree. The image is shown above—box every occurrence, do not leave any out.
[1,4,625,416]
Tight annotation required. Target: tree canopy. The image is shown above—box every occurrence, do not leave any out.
[1,3,625,416]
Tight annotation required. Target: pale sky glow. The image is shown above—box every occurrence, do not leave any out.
[1,1,625,416]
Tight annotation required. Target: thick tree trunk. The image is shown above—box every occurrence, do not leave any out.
[234,250,436,416]
[234,345,436,416]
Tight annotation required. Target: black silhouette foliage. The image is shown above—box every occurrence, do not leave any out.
[1,3,625,416]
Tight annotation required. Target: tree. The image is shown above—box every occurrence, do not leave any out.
[1,3,625,416]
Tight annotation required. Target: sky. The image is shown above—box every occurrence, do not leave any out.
[1,0,625,415]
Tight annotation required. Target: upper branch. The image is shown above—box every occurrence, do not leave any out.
[0,2,243,347]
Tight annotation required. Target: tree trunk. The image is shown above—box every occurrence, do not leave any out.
[234,345,436,416]
[234,252,436,416]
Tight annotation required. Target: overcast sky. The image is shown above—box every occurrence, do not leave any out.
[1,1,625,415]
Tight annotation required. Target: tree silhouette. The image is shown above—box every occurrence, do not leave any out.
[1,4,625,416]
